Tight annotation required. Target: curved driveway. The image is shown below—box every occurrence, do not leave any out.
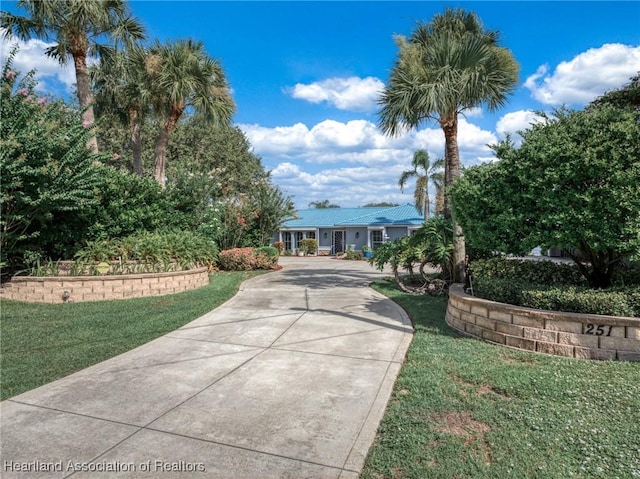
[1,257,413,479]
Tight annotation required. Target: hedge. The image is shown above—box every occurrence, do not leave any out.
[470,257,639,317]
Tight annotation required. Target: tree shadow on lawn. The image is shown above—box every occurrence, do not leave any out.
[369,277,459,338]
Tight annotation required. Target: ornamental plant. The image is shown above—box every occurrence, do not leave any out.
[0,48,106,270]
[300,238,318,255]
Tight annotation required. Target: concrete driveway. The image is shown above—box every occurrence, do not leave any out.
[1,257,413,479]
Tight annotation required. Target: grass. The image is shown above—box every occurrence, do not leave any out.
[361,278,640,479]
[0,271,262,401]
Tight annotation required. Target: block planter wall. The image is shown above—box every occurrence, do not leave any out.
[446,284,640,362]
[2,267,210,304]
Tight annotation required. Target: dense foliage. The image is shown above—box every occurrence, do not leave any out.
[452,96,640,287]
[1,49,292,276]
[0,54,106,271]
[470,257,640,317]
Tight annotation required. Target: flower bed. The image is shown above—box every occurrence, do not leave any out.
[1,268,209,304]
[446,284,640,362]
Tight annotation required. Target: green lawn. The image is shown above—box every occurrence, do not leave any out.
[362,278,640,479]
[0,271,262,401]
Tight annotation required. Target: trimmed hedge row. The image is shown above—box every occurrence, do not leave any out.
[471,257,640,317]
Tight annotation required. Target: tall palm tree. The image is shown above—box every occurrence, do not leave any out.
[92,44,150,174]
[398,149,444,220]
[149,39,235,187]
[1,0,145,153]
[378,8,519,280]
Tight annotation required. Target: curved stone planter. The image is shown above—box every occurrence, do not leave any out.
[446,284,640,362]
[1,267,209,304]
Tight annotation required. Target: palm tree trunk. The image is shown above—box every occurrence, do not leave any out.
[154,108,182,187]
[424,190,430,220]
[129,107,142,176]
[442,116,466,283]
[72,52,99,154]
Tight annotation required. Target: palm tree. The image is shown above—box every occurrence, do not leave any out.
[398,149,444,220]
[378,8,519,280]
[92,44,150,174]
[149,39,235,187]
[1,0,145,153]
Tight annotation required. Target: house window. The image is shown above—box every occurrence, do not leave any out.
[371,230,384,249]
[294,232,304,250]
[283,232,292,251]
[306,231,316,239]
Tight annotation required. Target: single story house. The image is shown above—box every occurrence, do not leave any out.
[274,204,424,255]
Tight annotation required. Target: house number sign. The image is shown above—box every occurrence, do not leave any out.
[584,324,613,336]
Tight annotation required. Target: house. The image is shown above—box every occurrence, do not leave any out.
[274,204,424,255]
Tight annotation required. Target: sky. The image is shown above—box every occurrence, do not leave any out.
[1,1,639,209]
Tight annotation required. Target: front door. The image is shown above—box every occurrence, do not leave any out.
[332,230,346,255]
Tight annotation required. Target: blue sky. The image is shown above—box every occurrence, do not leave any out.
[2,1,639,209]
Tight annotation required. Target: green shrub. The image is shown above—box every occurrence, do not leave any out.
[253,246,279,269]
[471,257,585,286]
[521,286,640,317]
[254,246,279,260]
[470,257,639,317]
[472,276,530,306]
[344,250,364,261]
[300,238,318,255]
[83,167,172,241]
[612,261,640,286]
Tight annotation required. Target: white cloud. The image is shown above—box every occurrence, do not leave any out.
[271,162,415,208]
[287,76,384,112]
[525,43,640,106]
[496,110,545,139]
[241,117,497,208]
[0,32,76,94]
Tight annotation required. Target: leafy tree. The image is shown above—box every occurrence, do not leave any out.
[0,53,106,269]
[80,166,173,240]
[149,39,235,187]
[398,149,444,220]
[378,8,519,281]
[451,105,640,288]
[167,120,266,195]
[591,73,640,110]
[308,200,340,209]
[1,0,145,152]
[247,180,295,246]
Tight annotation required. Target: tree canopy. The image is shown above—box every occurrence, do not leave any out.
[451,101,640,288]
[1,0,145,152]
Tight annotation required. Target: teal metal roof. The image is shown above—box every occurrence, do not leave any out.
[282,204,424,229]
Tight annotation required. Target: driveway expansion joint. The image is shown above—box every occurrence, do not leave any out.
[1,257,411,479]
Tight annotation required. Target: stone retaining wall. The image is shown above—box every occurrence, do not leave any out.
[1,268,210,304]
[446,284,640,362]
